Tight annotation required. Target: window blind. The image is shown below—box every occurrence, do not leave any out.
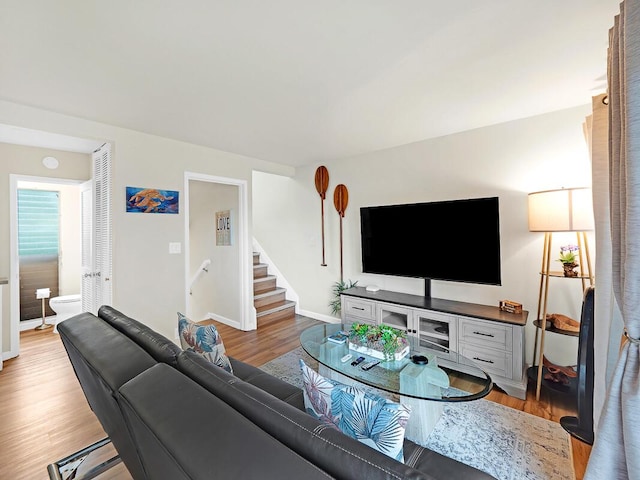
[17,189,60,256]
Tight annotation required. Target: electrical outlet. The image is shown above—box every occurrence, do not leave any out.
[169,242,181,254]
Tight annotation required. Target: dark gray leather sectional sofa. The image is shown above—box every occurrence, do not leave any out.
[56,305,496,480]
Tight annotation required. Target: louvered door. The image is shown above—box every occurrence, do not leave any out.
[81,143,112,314]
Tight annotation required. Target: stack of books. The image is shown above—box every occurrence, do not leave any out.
[327,331,349,344]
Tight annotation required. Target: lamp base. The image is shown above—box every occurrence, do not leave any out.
[35,323,52,330]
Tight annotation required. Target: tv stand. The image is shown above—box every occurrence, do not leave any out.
[340,286,529,400]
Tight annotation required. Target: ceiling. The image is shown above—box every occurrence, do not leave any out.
[0,1,620,166]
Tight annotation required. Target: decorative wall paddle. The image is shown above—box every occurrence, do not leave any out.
[333,184,349,282]
[314,166,329,266]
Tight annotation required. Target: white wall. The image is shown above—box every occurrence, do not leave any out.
[0,99,294,350]
[188,180,240,323]
[254,105,595,366]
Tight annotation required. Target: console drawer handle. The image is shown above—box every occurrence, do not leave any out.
[473,357,494,364]
[353,307,365,311]
[473,331,494,337]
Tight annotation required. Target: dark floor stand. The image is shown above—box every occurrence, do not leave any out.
[560,286,595,445]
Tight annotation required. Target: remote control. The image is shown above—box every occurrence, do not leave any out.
[361,361,380,371]
[341,354,353,363]
[351,356,365,366]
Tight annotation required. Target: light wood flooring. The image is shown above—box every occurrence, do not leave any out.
[0,315,591,479]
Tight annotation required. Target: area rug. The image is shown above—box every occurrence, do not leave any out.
[260,346,575,480]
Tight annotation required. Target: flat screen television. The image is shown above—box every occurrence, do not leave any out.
[360,196,501,294]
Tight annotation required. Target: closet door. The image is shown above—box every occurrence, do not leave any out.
[81,143,112,314]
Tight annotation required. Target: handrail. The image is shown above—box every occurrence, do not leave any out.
[189,258,211,295]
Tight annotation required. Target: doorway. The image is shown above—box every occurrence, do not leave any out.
[2,128,105,367]
[12,178,84,330]
[183,171,254,331]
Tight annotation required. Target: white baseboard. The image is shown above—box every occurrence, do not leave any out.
[206,312,242,330]
[19,316,56,331]
[297,308,340,324]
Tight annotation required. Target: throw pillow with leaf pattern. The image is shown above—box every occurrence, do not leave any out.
[177,312,233,374]
[299,359,411,462]
[332,384,411,463]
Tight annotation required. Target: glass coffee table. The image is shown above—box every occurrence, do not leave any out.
[300,323,493,445]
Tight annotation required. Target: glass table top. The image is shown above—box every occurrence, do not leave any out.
[300,323,493,401]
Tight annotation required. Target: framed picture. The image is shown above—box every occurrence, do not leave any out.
[126,187,179,214]
[216,210,231,245]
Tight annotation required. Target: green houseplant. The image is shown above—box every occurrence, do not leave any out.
[329,279,358,316]
[558,244,579,277]
[348,323,409,361]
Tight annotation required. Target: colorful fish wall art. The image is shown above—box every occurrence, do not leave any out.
[126,187,179,214]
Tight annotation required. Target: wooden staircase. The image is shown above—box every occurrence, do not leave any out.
[253,252,296,326]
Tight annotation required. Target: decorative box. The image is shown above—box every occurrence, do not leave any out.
[499,300,523,314]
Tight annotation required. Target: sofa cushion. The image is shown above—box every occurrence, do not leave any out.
[118,363,333,480]
[177,350,436,480]
[98,305,182,367]
[177,313,233,373]
[229,357,304,409]
[300,359,411,463]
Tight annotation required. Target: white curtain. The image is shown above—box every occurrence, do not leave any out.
[585,2,640,479]
[584,93,622,431]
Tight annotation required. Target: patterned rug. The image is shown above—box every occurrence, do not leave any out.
[260,346,576,480]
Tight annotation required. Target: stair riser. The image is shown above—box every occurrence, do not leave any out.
[254,291,286,309]
[258,306,296,326]
[254,278,277,294]
[254,265,268,278]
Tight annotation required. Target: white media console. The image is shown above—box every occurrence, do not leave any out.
[340,287,528,400]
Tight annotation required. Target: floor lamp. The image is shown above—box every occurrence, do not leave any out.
[528,187,594,401]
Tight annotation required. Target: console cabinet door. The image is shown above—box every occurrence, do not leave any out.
[377,303,413,334]
[414,310,458,362]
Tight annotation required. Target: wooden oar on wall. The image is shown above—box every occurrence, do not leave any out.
[333,184,349,282]
[314,166,329,266]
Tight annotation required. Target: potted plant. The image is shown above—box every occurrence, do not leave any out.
[558,244,580,277]
[348,323,410,361]
[329,279,358,316]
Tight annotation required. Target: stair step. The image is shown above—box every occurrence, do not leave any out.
[256,299,296,316]
[253,252,260,265]
[254,288,287,309]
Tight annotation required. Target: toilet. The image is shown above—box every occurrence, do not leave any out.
[49,294,82,333]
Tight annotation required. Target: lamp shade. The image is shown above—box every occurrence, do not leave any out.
[528,187,594,232]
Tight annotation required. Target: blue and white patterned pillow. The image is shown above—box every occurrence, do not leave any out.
[299,359,341,428]
[177,313,233,374]
[299,359,411,462]
[332,384,411,463]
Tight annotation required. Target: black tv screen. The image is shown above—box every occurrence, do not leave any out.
[360,196,501,285]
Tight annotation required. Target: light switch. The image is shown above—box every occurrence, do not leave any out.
[169,242,181,254]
